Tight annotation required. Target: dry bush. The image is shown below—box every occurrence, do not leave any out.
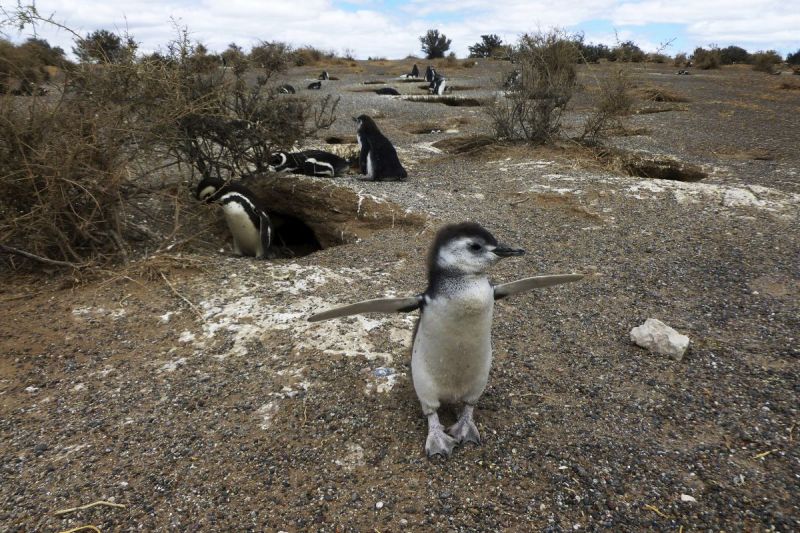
[488,30,580,143]
[692,47,721,69]
[636,86,690,103]
[580,67,634,142]
[0,9,338,270]
[673,53,689,67]
[750,50,782,73]
[292,46,338,66]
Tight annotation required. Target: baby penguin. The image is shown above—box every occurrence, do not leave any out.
[196,177,274,259]
[309,222,582,457]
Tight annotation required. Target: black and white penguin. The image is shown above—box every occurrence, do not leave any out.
[278,84,296,94]
[411,64,420,78]
[425,65,436,83]
[429,75,447,95]
[353,114,407,181]
[319,70,329,80]
[375,87,400,95]
[269,150,349,177]
[308,222,583,457]
[307,81,322,90]
[195,177,274,259]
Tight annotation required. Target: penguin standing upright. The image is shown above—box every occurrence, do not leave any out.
[411,64,420,78]
[319,71,329,80]
[196,177,274,259]
[429,75,447,95]
[354,114,407,181]
[308,222,583,457]
[425,65,436,83]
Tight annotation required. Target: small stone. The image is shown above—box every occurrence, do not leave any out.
[630,318,690,360]
[375,501,384,510]
[439,491,451,499]
[680,494,697,503]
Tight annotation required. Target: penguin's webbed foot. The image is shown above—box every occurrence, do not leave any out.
[447,418,481,445]
[447,404,481,446]
[425,428,457,458]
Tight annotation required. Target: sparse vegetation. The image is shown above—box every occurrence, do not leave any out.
[73,29,137,64]
[692,46,722,69]
[581,67,634,142]
[0,8,337,269]
[750,50,782,73]
[720,45,749,65]
[787,49,800,65]
[488,30,580,143]
[419,29,452,59]
[673,53,689,67]
[610,41,645,63]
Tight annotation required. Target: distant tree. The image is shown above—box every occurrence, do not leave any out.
[468,34,503,58]
[20,38,66,67]
[787,48,800,65]
[420,29,451,59]
[719,45,749,65]
[250,41,291,76]
[692,46,721,69]
[73,30,135,63]
[579,42,612,63]
[610,41,645,62]
[189,43,221,73]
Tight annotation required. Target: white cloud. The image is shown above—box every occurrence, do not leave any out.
[4,0,798,58]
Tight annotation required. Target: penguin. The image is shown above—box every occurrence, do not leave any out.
[411,64,420,78]
[425,65,436,83]
[353,114,407,181]
[319,71,329,80]
[308,222,583,457]
[269,150,349,177]
[278,84,296,94]
[375,87,400,96]
[429,75,447,95]
[195,177,274,259]
[307,81,322,90]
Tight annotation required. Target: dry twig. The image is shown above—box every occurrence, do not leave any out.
[54,500,126,516]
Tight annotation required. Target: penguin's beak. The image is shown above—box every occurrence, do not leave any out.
[493,245,525,257]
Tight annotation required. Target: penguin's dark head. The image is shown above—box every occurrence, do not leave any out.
[268,151,288,170]
[196,176,226,202]
[428,222,525,276]
[353,114,378,133]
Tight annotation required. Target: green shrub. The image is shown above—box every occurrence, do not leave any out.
[750,50,782,73]
[692,47,721,69]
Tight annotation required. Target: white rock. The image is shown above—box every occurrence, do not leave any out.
[630,318,690,360]
[680,494,697,503]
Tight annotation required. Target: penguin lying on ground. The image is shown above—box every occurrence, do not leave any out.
[375,87,400,96]
[269,150,349,177]
[196,177,274,259]
[307,81,322,90]
[278,84,296,94]
[309,222,583,457]
[353,114,407,181]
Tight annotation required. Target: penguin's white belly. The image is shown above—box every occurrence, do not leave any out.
[222,203,261,256]
[366,151,375,178]
[412,281,494,407]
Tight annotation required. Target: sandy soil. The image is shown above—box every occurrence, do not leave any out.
[1,60,799,532]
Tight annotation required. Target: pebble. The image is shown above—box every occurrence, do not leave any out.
[375,501,384,510]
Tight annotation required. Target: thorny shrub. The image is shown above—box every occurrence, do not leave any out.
[488,30,580,143]
[0,9,337,269]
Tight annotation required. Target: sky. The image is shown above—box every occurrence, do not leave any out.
[3,0,798,59]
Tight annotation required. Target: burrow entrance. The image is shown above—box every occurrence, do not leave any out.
[597,148,708,182]
[241,174,426,255]
[402,95,484,107]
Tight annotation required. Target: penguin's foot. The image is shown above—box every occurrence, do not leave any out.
[425,428,457,458]
[448,405,481,445]
[425,412,456,458]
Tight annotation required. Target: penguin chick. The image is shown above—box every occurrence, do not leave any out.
[196,177,274,259]
[353,115,407,181]
[308,222,583,458]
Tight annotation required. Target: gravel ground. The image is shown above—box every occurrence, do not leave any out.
[1,60,798,531]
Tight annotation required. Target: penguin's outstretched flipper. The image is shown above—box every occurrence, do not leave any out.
[493,274,583,300]
[308,295,423,322]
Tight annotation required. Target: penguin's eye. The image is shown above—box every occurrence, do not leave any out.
[469,243,482,252]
